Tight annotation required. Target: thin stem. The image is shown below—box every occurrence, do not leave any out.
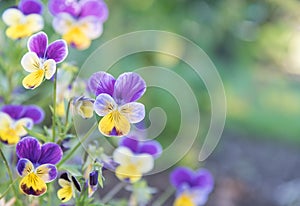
[0,148,19,201]
[0,177,19,200]
[102,182,126,204]
[65,97,73,128]
[57,123,97,168]
[152,186,175,206]
[52,72,57,142]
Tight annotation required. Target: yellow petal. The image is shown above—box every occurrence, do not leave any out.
[174,194,196,206]
[0,128,20,145]
[22,69,45,89]
[62,27,91,50]
[2,8,23,26]
[57,185,73,202]
[43,59,56,79]
[6,25,33,39]
[99,111,130,137]
[115,164,142,183]
[19,173,47,196]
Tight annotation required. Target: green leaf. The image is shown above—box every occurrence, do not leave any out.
[24,127,48,142]
[59,165,82,176]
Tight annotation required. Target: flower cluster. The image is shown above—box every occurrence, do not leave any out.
[0,1,215,205]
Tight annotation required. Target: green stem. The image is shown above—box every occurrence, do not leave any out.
[57,123,97,168]
[152,186,175,206]
[52,72,57,142]
[102,182,126,204]
[0,148,19,202]
[0,177,19,200]
[65,97,73,128]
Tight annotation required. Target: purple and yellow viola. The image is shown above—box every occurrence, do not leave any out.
[16,137,62,196]
[170,167,214,206]
[88,72,146,137]
[48,0,108,50]
[2,0,44,39]
[0,105,44,145]
[21,32,68,89]
[113,136,162,183]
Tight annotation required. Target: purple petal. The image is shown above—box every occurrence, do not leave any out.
[88,72,115,97]
[1,105,25,120]
[113,72,146,105]
[170,167,194,188]
[19,0,43,15]
[17,158,33,176]
[27,32,48,58]
[119,136,139,153]
[45,40,68,63]
[139,140,162,158]
[23,105,45,124]
[16,137,41,164]
[192,169,214,192]
[38,142,63,165]
[79,0,108,22]
[48,0,80,16]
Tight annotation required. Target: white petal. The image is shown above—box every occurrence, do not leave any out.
[2,8,23,26]
[52,13,75,35]
[79,17,103,39]
[13,118,33,136]
[132,153,154,173]
[43,59,56,79]
[113,146,133,165]
[26,14,44,32]
[119,102,145,123]
[94,93,117,116]
[0,112,13,130]
[21,52,41,72]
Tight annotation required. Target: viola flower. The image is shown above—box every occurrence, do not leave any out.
[89,72,146,137]
[113,146,154,183]
[1,104,45,124]
[119,135,162,159]
[0,104,44,145]
[73,96,94,119]
[48,0,108,50]
[57,172,81,202]
[88,170,98,197]
[16,137,63,196]
[170,167,214,206]
[1,0,44,39]
[21,32,68,89]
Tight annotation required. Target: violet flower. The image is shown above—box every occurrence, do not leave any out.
[16,137,63,196]
[170,167,214,206]
[1,0,44,39]
[0,105,44,145]
[89,72,146,137]
[21,32,68,89]
[48,0,108,50]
